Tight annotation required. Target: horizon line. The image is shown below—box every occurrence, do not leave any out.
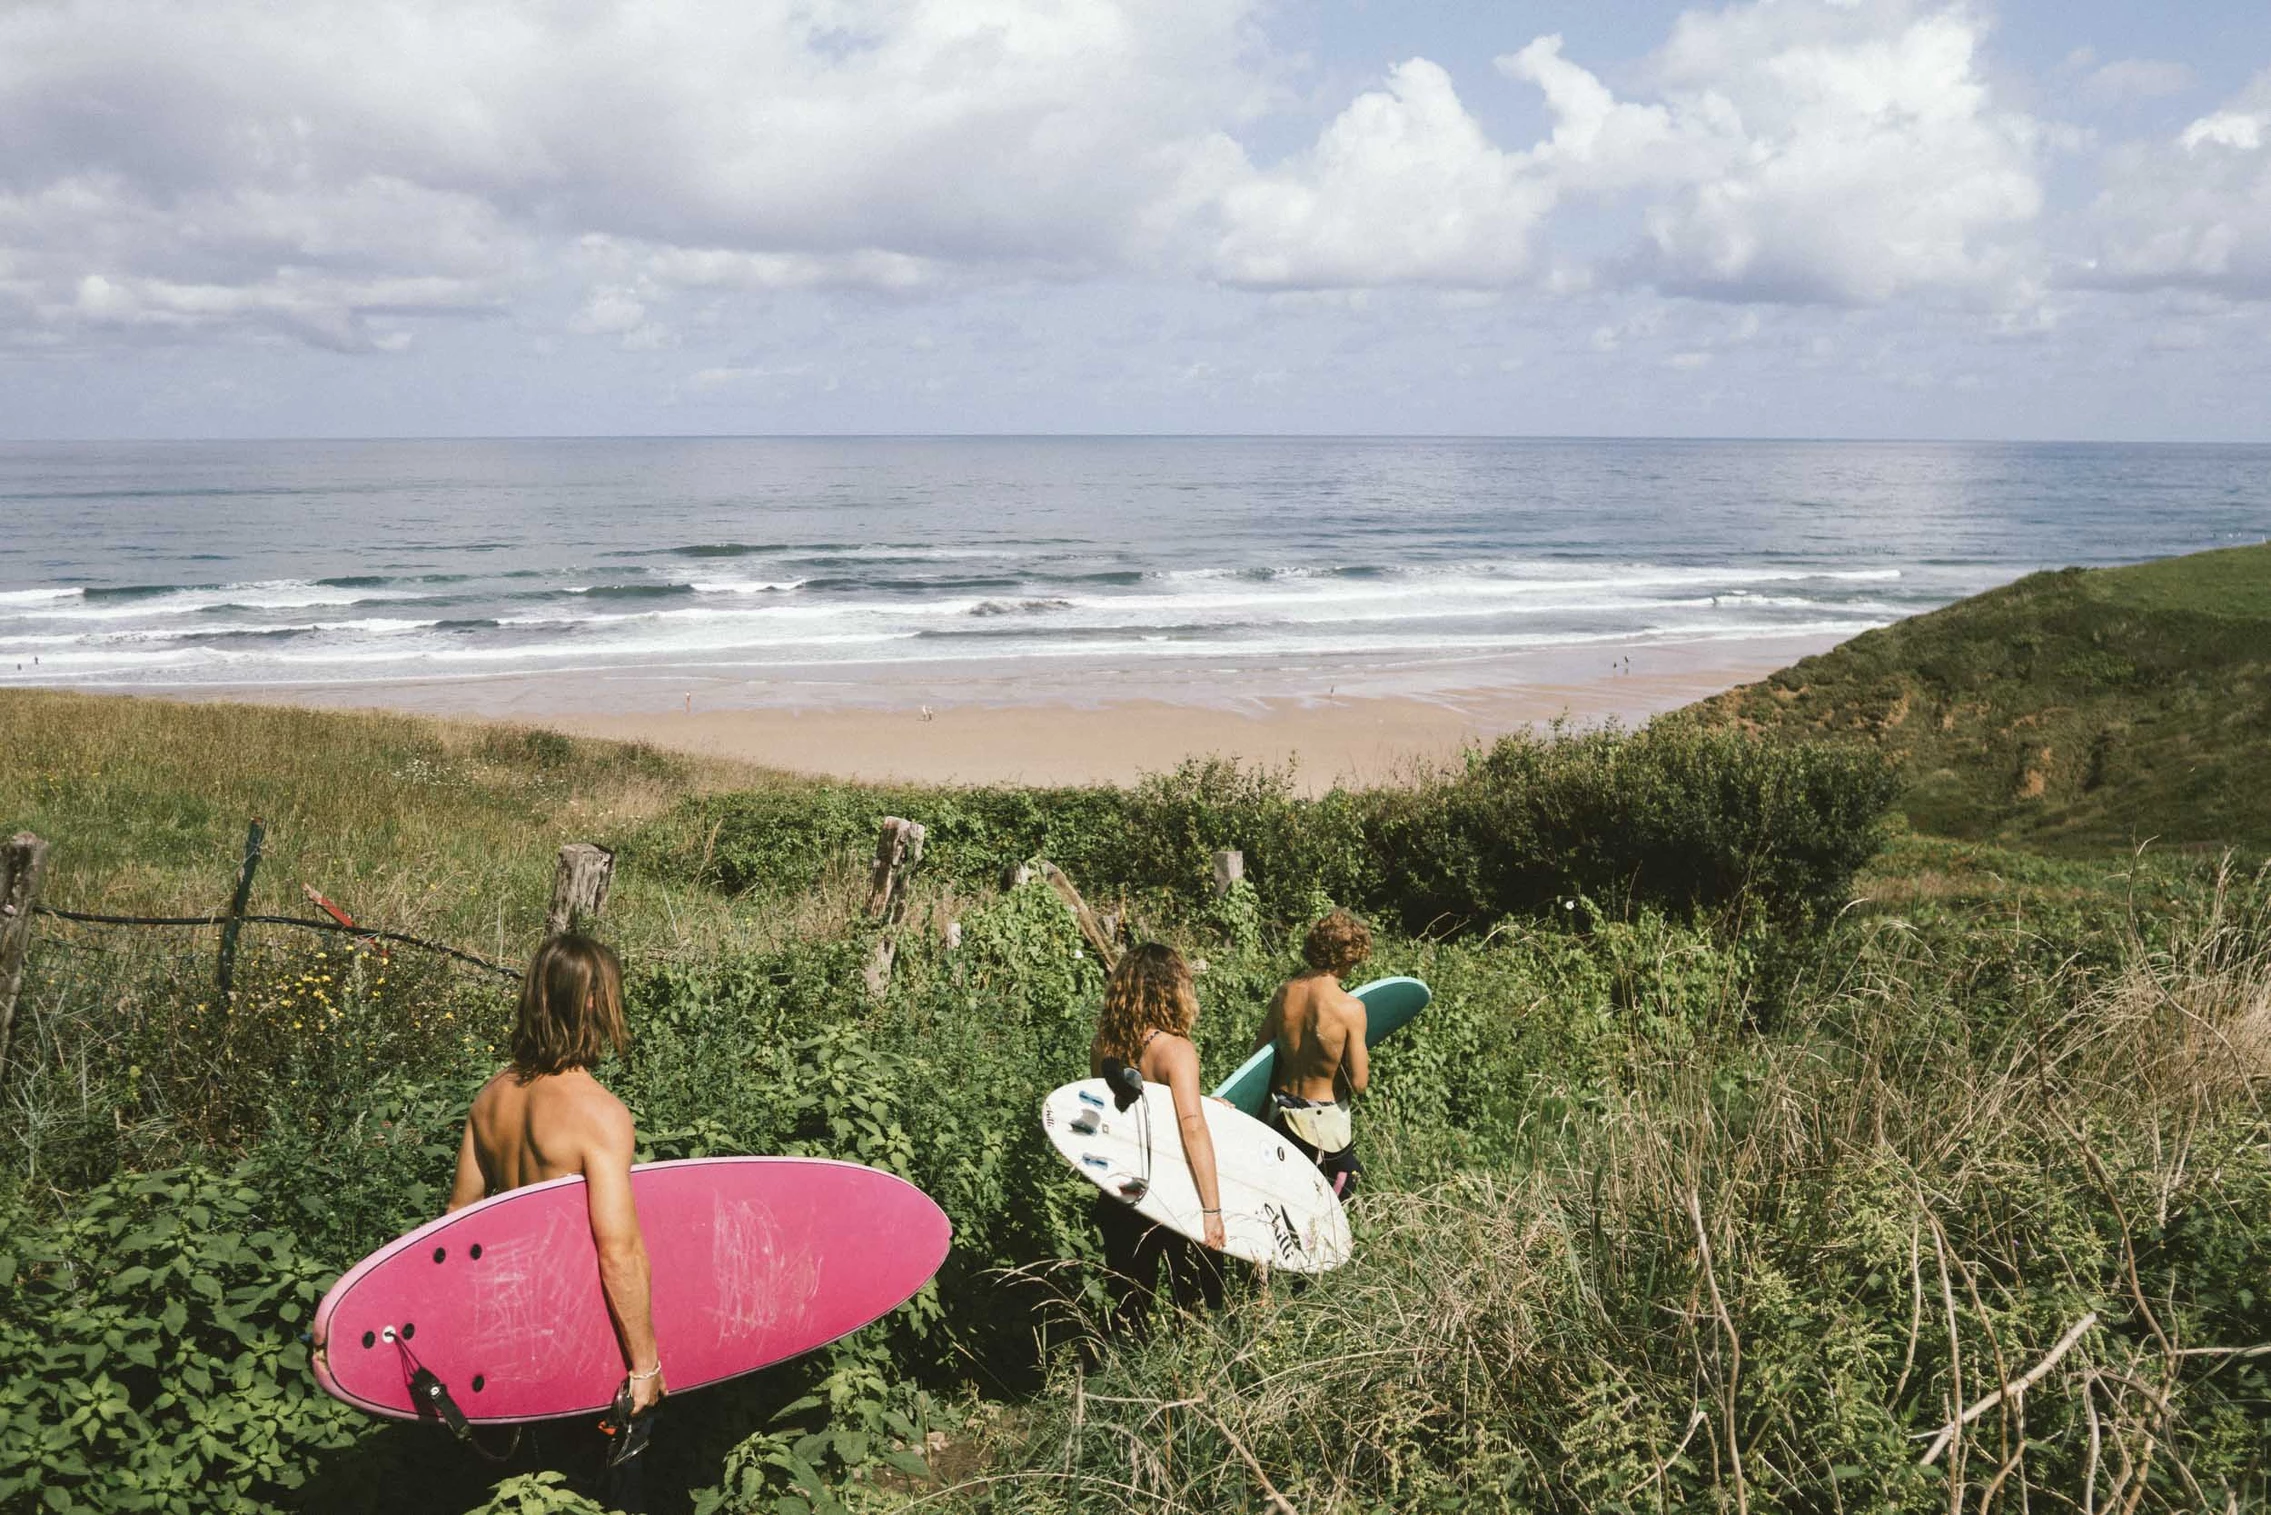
[4,431,2271,447]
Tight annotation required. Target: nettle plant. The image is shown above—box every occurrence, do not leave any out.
[0,1166,360,1515]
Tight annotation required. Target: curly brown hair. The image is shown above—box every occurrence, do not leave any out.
[1093,942,1198,1065]
[512,934,628,1078]
[1302,909,1372,975]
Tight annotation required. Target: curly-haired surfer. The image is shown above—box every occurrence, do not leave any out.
[1090,942,1226,1338]
[1251,910,1372,1199]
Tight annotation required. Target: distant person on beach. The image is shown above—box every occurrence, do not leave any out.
[1251,910,1371,1199]
[1089,942,1226,1338]
[448,934,661,1507]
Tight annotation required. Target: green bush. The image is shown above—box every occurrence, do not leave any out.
[646,727,1898,934]
[1362,721,1901,931]
[0,1166,360,1515]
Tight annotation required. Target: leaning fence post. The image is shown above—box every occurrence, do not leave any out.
[215,818,265,1002]
[866,818,926,921]
[863,818,927,995]
[547,843,615,938]
[0,833,50,1069]
[1037,861,1121,969]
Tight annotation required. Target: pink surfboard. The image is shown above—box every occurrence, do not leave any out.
[311,1156,950,1423]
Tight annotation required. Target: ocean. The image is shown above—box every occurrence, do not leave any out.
[4,437,2267,707]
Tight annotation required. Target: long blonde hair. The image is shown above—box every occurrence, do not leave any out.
[1094,942,1198,1065]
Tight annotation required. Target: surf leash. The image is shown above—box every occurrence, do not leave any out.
[1098,1058,1152,1202]
[599,1380,658,1474]
[383,1326,522,1463]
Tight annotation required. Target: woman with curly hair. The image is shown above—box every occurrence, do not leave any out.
[1090,941,1226,1338]
[1250,908,1372,1199]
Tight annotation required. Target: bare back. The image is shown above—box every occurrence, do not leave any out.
[445,1060,661,1408]
[1256,971,1369,1103]
[457,1066,628,1198]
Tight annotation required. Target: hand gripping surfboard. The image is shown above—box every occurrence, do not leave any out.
[1211,975,1432,1117]
[1041,1079,1352,1273]
[311,1156,950,1424]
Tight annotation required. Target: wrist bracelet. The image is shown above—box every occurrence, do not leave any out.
[627,1363,663,1383]
[1201,1208,1221,1215]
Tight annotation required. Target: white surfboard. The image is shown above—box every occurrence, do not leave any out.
[1040,1079,1352,1274]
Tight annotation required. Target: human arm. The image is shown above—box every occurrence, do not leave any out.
[1336,996,1369,1097]
[445,1117,486,1213]
[1155,1037,1226,1251]
[582,1099,664,1414]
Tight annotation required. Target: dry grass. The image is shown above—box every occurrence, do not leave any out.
[0,688,816,963]
[952,886,2271,1513]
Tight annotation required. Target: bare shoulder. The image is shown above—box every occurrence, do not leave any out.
[1147,1031,1200,1079]
[468,1067,517,1117]
[572,1074,635,1139]
[529,1070,634,1149]
[1332,986,1369,1032]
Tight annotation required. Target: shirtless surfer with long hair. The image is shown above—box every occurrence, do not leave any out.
[447,934,662,1505]
[1089,941,1226,1337]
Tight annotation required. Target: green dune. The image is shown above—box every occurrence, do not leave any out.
[1689,541,2271,853]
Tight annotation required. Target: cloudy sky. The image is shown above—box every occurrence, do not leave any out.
[4,0,2270,440]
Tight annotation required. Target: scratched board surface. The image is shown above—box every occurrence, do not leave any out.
[311,1156,951,1423]
[1040,1079,1352,1273]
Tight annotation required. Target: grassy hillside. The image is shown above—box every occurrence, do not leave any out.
[1688,541,2271,853]
[2,691,2267,1514]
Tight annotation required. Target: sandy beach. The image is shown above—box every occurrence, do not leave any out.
[171,632,1839,789]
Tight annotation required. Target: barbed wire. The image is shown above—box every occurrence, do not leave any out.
[31,906,522,980]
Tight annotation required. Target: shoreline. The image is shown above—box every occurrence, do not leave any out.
[38,632,1837,789]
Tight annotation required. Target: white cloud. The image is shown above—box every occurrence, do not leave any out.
[1197,1,2046,306]
[2180,110,2267,154]
[568,288,650,338]
[2083,59,2194,106]
[1203,59,1555,288]
[2085,72,2271,298]
[1524,1,2045,305]
[0,0,1270,348]
[4,0,2267,372]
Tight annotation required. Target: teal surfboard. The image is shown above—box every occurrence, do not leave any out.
[1212,976,1432,1118]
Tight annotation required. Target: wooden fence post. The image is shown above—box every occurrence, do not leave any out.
[0,833,50,1069]
[1038,861,1121,969]
[1212,849,1245,898]
[862,819,927,996]
[866,818,926,921]
[215,818,265,1001]
[547,843,615,938]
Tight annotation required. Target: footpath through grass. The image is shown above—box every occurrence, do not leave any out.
[1,689,2267,1514]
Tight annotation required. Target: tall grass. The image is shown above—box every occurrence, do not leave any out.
[1,688,778,957]
[3,693,2265,1514]
[957,878,2271,1513]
